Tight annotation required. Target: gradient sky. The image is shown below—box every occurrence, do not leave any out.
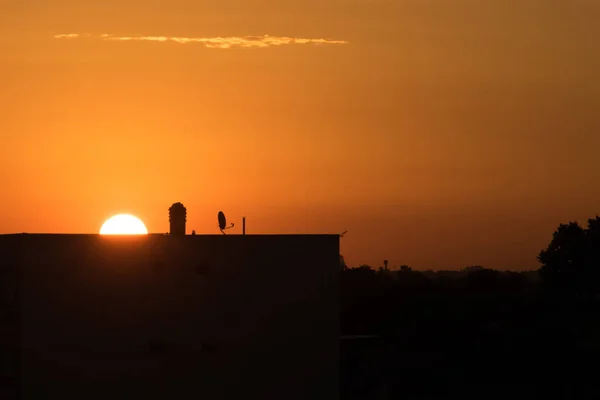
[1,0,599,270]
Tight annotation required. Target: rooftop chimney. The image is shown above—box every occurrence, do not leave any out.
[169,202,187,236]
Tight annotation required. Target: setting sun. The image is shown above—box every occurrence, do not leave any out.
[100,214,148,235]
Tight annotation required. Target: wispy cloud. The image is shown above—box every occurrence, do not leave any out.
[54,33,81,39]
[54,33,348,49]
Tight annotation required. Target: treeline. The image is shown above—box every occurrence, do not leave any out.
[340,216,600,399]
[340,264,541,336]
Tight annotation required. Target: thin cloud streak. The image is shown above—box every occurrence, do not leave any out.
[54,33,348,48]
[54,33,81,39]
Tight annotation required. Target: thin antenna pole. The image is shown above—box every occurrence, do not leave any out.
[242,217,246,235]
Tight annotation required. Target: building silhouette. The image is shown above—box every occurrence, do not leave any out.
[169,202,187,236]
[0,233,340,399]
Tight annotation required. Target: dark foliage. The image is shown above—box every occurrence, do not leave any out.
[341,216,600,399]
[538,216,600,300]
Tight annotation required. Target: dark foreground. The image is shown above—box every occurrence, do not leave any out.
[341,267,600,399]
[0,234,339,400]
[3,233,600,399]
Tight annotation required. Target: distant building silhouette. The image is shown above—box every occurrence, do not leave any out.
[169,202,187,236]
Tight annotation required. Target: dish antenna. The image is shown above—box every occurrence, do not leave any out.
[217,211,235,234]
[340,230,348,238]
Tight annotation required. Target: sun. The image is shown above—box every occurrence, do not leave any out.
[100,214,148,235]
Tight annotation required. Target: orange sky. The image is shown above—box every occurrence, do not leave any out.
[1,0,599,270]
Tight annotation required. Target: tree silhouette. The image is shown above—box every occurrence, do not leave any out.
[399,265,412,273]
[465,268,501,293]
[538,217,600,300]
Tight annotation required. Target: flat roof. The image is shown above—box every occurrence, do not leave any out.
[0,233,341,237]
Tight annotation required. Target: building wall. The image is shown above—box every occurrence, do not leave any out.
[0,234,339,400]
[0,235,19,399]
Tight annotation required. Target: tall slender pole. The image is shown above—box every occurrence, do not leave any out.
[242,217,246,235]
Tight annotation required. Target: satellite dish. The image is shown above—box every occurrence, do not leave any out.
[218,211,226,230]
[217,211,235,234]
[340,230,348,238]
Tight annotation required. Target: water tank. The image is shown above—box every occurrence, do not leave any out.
[169,202,187,236]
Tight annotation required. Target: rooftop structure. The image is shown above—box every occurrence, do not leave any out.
[168,202,186,236]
